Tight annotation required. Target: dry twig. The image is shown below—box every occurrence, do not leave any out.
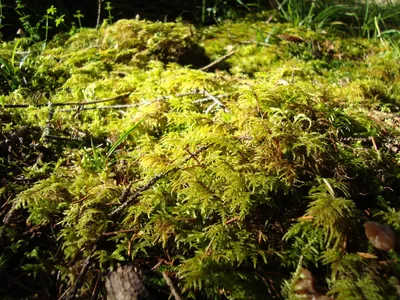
[109,145,208,218]
[61,246,96,300]
[3,92,132,108]
[162,272,183,300]
[200,50,236,71]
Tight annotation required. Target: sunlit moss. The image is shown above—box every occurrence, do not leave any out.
[2,13,400,300]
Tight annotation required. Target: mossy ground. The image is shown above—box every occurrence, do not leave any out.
[1,15,400,299]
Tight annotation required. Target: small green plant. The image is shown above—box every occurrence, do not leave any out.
[41,5,58,48]
[15,3,69,45]
[82,139,108,172]
[43,5,67,32]
[73,9,84,29]
[107,120,143,159]
[345,0,400,39]
[275,0,348,29]
[0,38,29,92]
[380,29,400,57]
[200,0,256,24]
[15,0,40,40]
[104,2,114,25]
[0,0,5,33]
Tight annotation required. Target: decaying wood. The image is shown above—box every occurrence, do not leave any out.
[105,265,151,300]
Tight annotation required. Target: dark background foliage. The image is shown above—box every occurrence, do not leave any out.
[0,0,273,40]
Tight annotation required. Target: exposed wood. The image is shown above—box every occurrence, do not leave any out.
[105,265,151,300]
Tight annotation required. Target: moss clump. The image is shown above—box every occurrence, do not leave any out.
[2,14,400,300]
[56,18,201,68]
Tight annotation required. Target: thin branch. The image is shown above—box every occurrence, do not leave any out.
[59,91,207,112]
[0,196,11,219]
[205,102,218,114]
[3,91,229,114]
[228,33,270,46]
[109,145,208,218]
[119,182,133,203]
[96,0,103,29]
[60,104,141,112]
[2,92,132,108]
[90,273,101,300]
[103,228,137,236]
[61,246,97,300]
[42,135,83,143]
[184,147,203,166]
[203,89,229,113]
[226,217,240,225]
[42,101,54,142]
[108,173,167,218]
[127,233,137,257]
[200,50,235,71]
[151,259,165,270]
[60,94,229,112]
[71,194,90,205]
[138,91,206,107]
[370,136,379,152]
[193,95,226,103]
[162,272,183,300]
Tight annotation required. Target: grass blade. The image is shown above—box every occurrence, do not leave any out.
[107,119,143,158]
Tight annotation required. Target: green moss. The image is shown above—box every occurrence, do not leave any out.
[2,13,400,300]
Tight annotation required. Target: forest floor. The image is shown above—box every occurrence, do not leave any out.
[1,10,400,300]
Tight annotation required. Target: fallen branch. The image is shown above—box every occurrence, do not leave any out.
[109,173,167,218]
[3,90,229,117]
[42,102,55,143]
[119,182,133,203]
[193,95,226,103]
[109,145,208,218]
[60,93,228,112]
[42,135,83,143]
[103,228,137,236]
[90,273,101,300]
[228,33,270,46]
[162,272,183,300]
[61,246,97,300]
[200,50,235,71]
[2,92,132,108]
[60,104,140,112]
[203,89,229,113]
[370,136,379,152]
